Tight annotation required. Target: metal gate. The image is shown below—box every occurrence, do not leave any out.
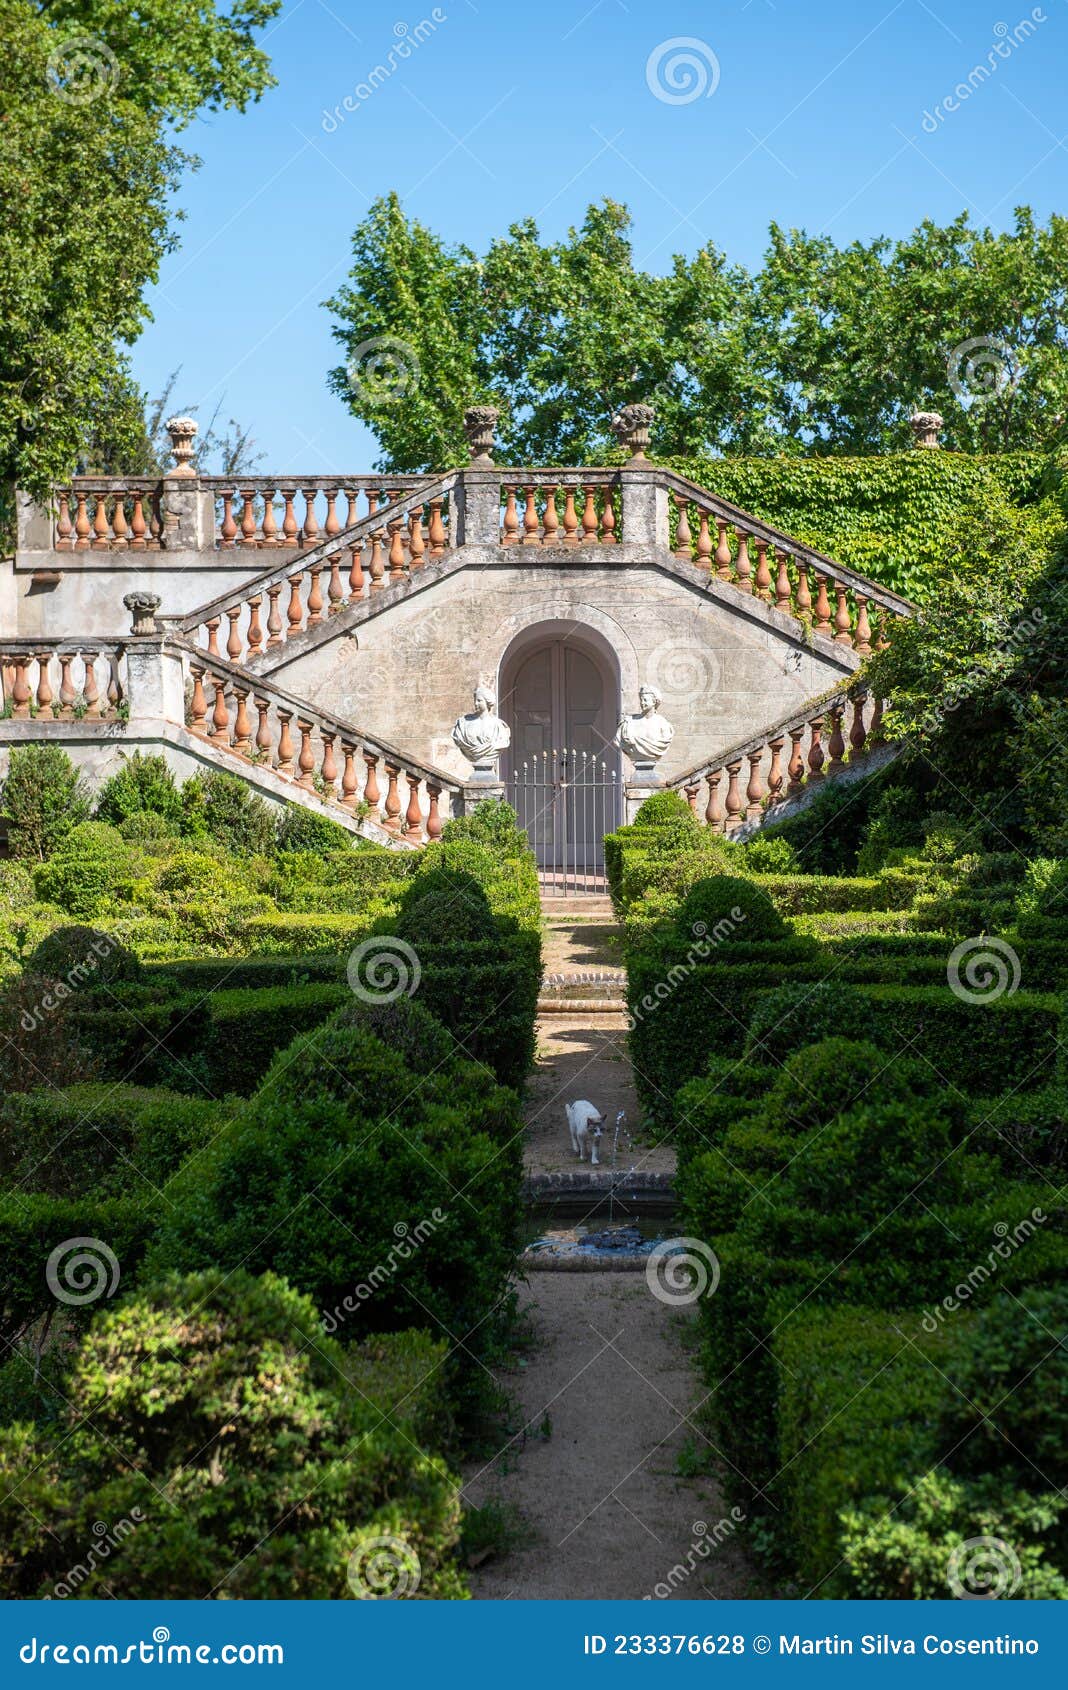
[508,749,621,895]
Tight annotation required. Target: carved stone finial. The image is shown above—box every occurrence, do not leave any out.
[611,402,655,461]
[165,415,199,477]
[910,410,944,449]
[123,591,162,635]
[463,405,499,465]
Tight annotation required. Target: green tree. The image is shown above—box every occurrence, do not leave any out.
[0,744,91,860]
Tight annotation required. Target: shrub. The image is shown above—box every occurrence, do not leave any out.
[94,752,182,827]
[180,770,276,855]
[440,798,529,852]
[743,832,798,873]
[274,804,354,853]
[0,1193,158,1352]
[634,790,699,827]
[32,822,139,919]
[677,875,788,947]
[240,911,381,955]
[0,862,33,914]
[0,1084,220,1198]
[0,971,98,1095]
[395,866,499,946]
[0,745,90,860]
[116,810,179,845]
[27,925,142,990]
[0,1272,466,1599]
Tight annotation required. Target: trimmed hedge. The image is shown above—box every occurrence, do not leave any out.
[0,1193,158,1350]
[0,1084,222,1198]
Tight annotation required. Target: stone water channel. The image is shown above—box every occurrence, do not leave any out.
[462,897,755,1601]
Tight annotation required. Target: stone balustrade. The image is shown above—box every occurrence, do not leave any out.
[668,682,884,833]
[1,640,127,721]
[498,471,622,546]
[199,475,439,551]
[664,473,909,655]
[181,648,457,841]
[52,481,166,551]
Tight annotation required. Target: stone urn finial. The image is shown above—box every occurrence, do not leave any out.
[165,415,199,477]
[463,405,499,465]
[123,591,162,635]
[910,410,944,449]
[611,402,655,462]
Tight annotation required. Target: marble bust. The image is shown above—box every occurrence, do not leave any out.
[617,685,675,773]
[453,683,511,772]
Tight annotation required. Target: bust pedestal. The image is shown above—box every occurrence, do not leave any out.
[625,776,663,822]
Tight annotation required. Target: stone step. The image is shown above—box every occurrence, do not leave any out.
[537,999,627,1015]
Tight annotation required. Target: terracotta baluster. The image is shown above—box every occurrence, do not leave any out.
[82,654,100,719]
[260,488,278,547]
[300,489,319,548]
[58,653,76,719]
[226,607,243,663]
[92,494,110,550]
[344,488,360,528]
[320,730,338,799]
[787,727,806,794]
[795,562,812,621]
[834,583,853,645]
[348,541,365,600]
[327,554,345,614]
[673,495,692,562]
[561,486,580,545]
[428,497,446,555]
[232,686,252,754]
[874,609,891,653]
[705,769,723,831]
[696,511,713,573]
[205,618,222,660]
[522,486,540,545]
[35,653,53,716]
[366,489,380,524]
[541,486,559,545]
[363,752,381,818]
[208,677,230,745]
[219,491,237,548]
[828,705,846,773]
[403,773,423,839]
[281,489,299,547]
[580,484,599,543]
[247,596,264,654]
[408,508,426,570]
[254,696,272,760]
[286,574,304,634]
[306,565,324,625]
[774,549,792,612]
[383,763,402,833]
[426,782,443,840]
[849,693,868,757]
[55,492,73,550]
[368,529,386,590]
[295,721,316,789]
[276,709,295,775]
[754,540,772,601]
[735,531,752,593]
[807,716,826,781]
[110,496,129,549]
[501,486,520,545]
[73,491,91,550]
[387,520,405,581]
[129,492,147,551]
[239,489,257,546]
[323,488,340,540]
[766,736,785,806]
[189,665,208,736]
[266,585,284,646]
[11,656,31,718]
[684,781,700,817]
[854,595,872,657]
[339,741,359,810]
[724,759,745,832]
[813,574,832,636]
[601,485,617,543]
[869,697,885,745]
[715,519,733,581]
[106,658,120,714]
[147,491,163,548]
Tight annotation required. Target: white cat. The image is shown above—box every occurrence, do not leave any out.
[566,1100,605,1166]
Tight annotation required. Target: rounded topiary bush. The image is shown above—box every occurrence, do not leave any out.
[677,874,788,946]
[27,924,142,988]
[32,822,140,919]
[395,867,497,946]
[634,790,698,828]
[339,995,458,1075]
[765,1037,944,1134]
[117,810,178,846]
[275,804,354,853]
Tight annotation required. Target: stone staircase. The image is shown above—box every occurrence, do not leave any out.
[537,895,626,1013]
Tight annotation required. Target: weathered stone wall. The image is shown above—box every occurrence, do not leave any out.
[1,553,274,640]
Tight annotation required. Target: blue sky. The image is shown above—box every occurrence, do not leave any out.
[133,0,1068,470]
